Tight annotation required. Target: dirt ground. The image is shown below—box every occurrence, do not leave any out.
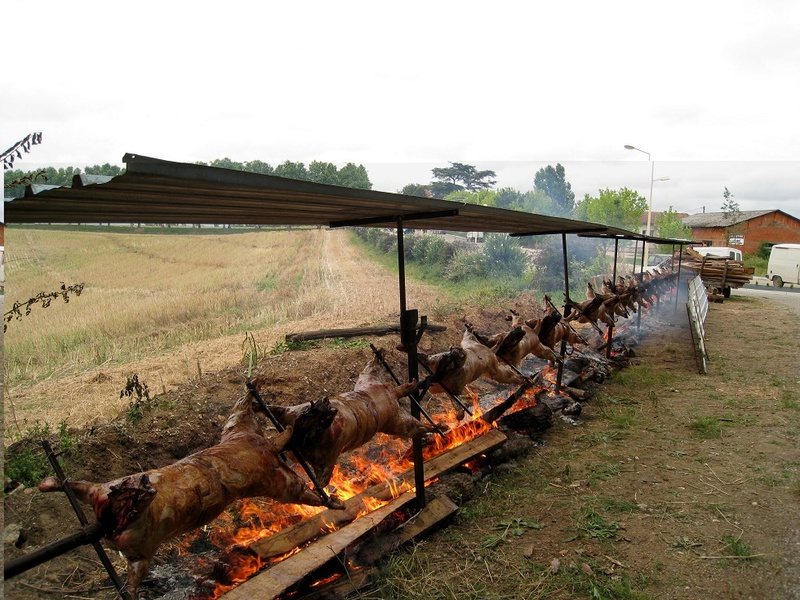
[368,290,800,600]
[3,234,800,599]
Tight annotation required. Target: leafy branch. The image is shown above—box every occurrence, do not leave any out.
[2,132,43,170]
[4,282,85,332]
[4,169,48,190]
[120,374,152,423]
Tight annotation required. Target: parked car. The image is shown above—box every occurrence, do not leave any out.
[767,243,800,287]
[643,253,672,274]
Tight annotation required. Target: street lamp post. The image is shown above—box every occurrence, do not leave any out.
[624,144,668,267]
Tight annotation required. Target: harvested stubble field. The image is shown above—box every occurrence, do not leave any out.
[3,227,800,600]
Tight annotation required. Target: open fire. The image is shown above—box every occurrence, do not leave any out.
[181,400,500,599]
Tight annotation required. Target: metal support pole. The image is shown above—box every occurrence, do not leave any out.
[637,242,646,329]
[606,238,619,359]
[671,244,680,312]
[4,522,105,579]
[556,233,570,393]
[396,220,425,509]
[675,244,685,313]
[40,441,133,599]
[644,159,655,266]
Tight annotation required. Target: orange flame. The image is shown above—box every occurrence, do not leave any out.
[187,388,536,598]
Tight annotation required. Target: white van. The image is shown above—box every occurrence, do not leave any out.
[692,246,743,261]
[767,243,800,287]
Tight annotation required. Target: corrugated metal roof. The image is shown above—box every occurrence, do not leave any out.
[4,153,610,236]
[681,210,774,228]
[576,225,696,246]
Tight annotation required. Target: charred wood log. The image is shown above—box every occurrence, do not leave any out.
[285,323,446,342]
[498,403,553,433]
[481,381,545,425]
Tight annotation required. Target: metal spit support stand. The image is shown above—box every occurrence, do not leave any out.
[3,441,133,599]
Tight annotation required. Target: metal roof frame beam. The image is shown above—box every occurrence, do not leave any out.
[329,209,459,228]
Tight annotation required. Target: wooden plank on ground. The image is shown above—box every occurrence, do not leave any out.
[223,491,417,600]
[286,323,446,342]
[356,494,459,565]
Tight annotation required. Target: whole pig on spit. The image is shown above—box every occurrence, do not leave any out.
[265,348,437,488]
[38,392,336,598]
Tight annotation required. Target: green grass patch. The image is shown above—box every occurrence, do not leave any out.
[722,535,757,560]
[689,417,723,439]
[323,337,371,350]
[780,390,800,411]
[577,506,620,541]
[4,421,79,488]
[586,462,621,486]
[610,365,673,388]
[481,518,544,549]
[601,406,639,430]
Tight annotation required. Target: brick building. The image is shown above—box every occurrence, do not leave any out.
[682,209,800,254]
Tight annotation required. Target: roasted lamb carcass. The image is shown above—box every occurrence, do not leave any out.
[587,281,630,320]
[38,394,330,598]
[266,349,435,488]
[564,293,615,330]
[418,325,527,397]
[484,310,562,367]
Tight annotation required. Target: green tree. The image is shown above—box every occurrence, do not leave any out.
[654,206,692,243]
[243,160,275,175]
[721,186,739,219]
[399,183,431,197]
[336,162,372,190]
[494,187,523,209]
[429,162,497,198]
[533,163,575,216]
[518,189,558,216]
[273,160,310,181]
[444,189,498,207]
[573,187,647,231]
[720,187,744,246]
[482,233,528,277]
[308,161,339,185]
[84,163,124,177]
[207,157,245,170]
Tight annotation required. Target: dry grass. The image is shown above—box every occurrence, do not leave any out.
[3,227,442,434]
[5,228,329,385]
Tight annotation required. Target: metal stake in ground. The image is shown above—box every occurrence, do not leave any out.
[415,355,474,417]
[368,344,446,436]
[245,380,338,509]
[1,441,133,600]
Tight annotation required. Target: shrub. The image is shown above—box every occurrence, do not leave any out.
[411,235,453,268]
[445,248,487,281]
[482,233,528,278]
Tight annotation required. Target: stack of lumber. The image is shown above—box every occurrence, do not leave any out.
[681,247,754,290]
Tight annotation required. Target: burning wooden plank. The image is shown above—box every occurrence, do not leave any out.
[249,427,507,561]
[223,491,419,600]
[355,494,459,565]
[217,427,506,598]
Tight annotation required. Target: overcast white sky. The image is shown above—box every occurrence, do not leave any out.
[3,0,799,219]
